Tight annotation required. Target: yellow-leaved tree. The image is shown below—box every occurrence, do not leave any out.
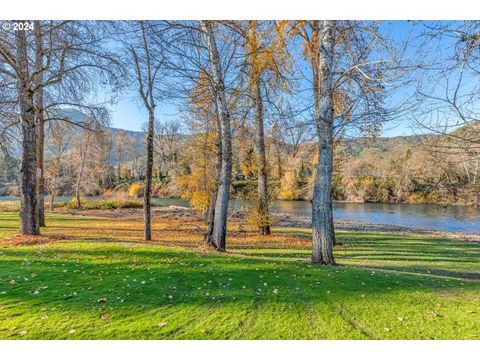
[177,70,218,214]
[242,20,290,235]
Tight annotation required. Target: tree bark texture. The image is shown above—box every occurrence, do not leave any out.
[201,20,233,251]
[253,77,270,235]
[15,27,40,235]
[34,20,46,227]
[144,110,154,241]
[311,21,336,265]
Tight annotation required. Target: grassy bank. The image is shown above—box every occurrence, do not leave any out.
[65,197,143,210]
[0,197,144,212]
[0,211,479,339]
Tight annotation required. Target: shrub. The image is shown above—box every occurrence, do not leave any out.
[189,191,210,212]
[65,197,143,210]
[278,170,302,200]
[128,183,144,198]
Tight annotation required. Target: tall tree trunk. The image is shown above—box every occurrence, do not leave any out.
[15,27,40,235]
[311,21,336,265]
[144,110,154,241]
[253,77,270,235]
[205,113,222,246]
[34,20,46,227]
[201,20,233,251]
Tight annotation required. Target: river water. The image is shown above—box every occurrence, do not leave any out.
[1,196,479,234]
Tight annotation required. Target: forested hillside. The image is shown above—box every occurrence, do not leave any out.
[2,116,478,206]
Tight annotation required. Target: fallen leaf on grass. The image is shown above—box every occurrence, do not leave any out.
[157,322,168,328]
[101,313,110,320]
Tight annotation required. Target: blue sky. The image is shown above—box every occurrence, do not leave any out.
[108,90,178,132]
[108,21,460,138]
[108,87,416,137]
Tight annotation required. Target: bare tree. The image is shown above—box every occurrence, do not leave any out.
[113,129,127,181]
[154,21,243,248]
[291,20,413,264]
[411,21,480,205]
[200,21,233,251]
[33,20,46,226]
[124,21,165,241]
[73,130,91,208]
[153,119,183,178]
[0,23,40,234]
[2,20,123,232]
[45,120,70,210]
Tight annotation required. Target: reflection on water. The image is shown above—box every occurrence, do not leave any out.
[1,196,479,233]
[269,201,480,233]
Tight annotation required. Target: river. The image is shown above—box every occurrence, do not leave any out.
[1,196,479,234]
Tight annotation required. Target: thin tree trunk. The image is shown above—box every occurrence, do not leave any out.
[253,77,270,235]
[275,142,283,180]
[144,110,154,241]
[201,20,233,251]
[75,136,90,208]
[15,27,40,235]
[129,21,157,241]
[34,20,46,227]
[311,21,336,265]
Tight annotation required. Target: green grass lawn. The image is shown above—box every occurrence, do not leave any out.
[0,211,479,339]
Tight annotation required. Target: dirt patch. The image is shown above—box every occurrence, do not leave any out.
[45,206,480,244]
[0,234,71,246]
[56,205,200,221]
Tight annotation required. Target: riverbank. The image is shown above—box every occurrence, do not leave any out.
[273,212,480,243]
[2,196,479,234]
[48,206,480,243]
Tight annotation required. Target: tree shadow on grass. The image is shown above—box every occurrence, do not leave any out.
[0,243,478,312]
[1,241,479,340]
[227,231,480,282]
